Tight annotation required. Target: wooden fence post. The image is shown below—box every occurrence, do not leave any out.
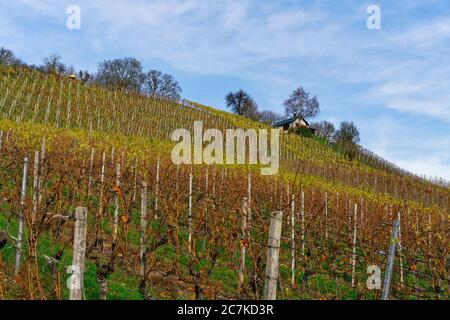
[398,211,404,288]
[411,208,420,295]
[188,172,193,252]
[14,157,28,275]
[155,159,160,217]
[263,211,283,300]
[112,163,121,246]
[239,197,248,291]
[87,148,94,197]
[381,218,400,300]
[290,194,295,288]
[133,158,138,202]
[301,191,305,257]
[110,147,115,165]
[32,151,39,221]
[69,207,88,300]
[139,181,148,278]
[99,152,106,218]
[325,192,328,239]
[247,173,252,240]
[38,139,45,204]
[351,203,358,288]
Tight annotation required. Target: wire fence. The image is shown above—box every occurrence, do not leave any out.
[0,130,448,300]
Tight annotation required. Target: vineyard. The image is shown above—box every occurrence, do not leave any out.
[0,66,448,300]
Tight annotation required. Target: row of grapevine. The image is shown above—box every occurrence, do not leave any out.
[0,127,447,299]
[0,66,447,210]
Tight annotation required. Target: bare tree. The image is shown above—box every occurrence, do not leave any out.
[42,53,67,75]
[0,47,21,66]
[78,70,92,84]
[95,57,144,92]
[225,89,253,116]
[312,121,335,143]
[143,70,182,100]
[258,110,283,126]
[334,121,360,144]
[66,65,76,76]
[242,99,261,121]
[284,87,320,119]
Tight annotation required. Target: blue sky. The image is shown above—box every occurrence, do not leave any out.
[1,0,449,180]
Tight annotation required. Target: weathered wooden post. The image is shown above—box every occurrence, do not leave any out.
[69,207,88,300]
[139,181,148,278]
[112,163,121,246]
[132,158,138,202]
[188,172,193,252]
[99,152,106,217]
[351,204,358,288]
[155,159,160,217]
[14,157,28,275]
[325,192,328,239]
[110,147,115,165]
[411,208,420,295]
[87,148,94,197]
[203,169,209,250]
[247,173,252,240]
[38,139,45,204]
[290,194,295,288]
[381,218,400,300]
[301,191,305,257]
[263,211,283,300]
[32,151,39,221]
[398,211,404,288]
[239,197,248,291]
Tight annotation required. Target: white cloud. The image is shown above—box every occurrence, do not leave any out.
[15,0,61,17]
[222,1,248,30]
[395,158,450,181]
[386,99,450,122]
[390,19,450,48]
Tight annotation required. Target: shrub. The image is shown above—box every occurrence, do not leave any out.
[289,126,315,138]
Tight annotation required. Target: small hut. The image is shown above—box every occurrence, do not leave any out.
[273,115,315,133]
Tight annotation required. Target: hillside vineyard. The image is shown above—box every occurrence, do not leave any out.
[0,66,448,300]
[170,120,280,175]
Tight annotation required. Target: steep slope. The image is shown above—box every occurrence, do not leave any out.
[0,66,448,300]
[0,66,447,208]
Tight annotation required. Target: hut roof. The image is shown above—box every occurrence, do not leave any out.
[273,115,309,128]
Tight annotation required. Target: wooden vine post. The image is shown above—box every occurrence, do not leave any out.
[38,139,45,204]
[188,172,193,252]
[139,181,148,278]
[398,211,404,288]
[325,192,328,239]
[155,159,160,218]
[290,194,295,288]
[112,163,121,246]
[301,191,305,257]
[69,207,88,300]
[87,148,94,197]
[351,204,358,288]
[239,197,248,291]
[381,218,400,300]
[263,211,283,300]
[14,157,28,275]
